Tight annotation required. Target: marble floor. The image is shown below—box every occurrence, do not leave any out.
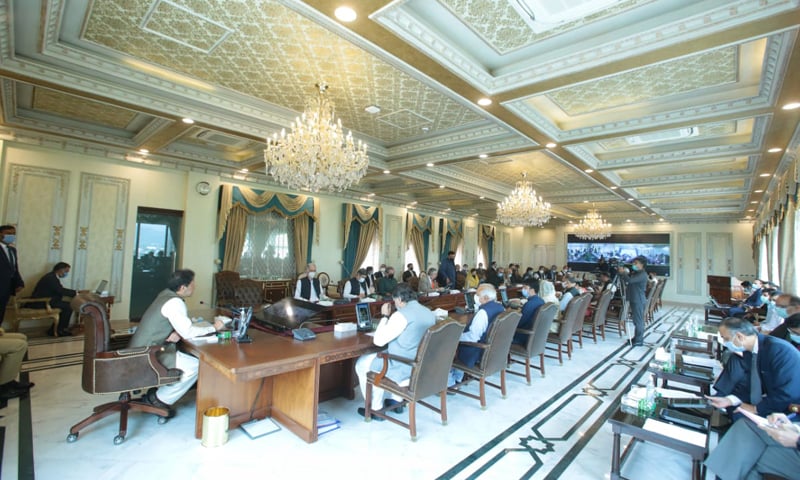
[2,304,723,479]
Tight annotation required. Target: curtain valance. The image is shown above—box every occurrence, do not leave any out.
[217,184,319,241]
[343,203,381,246]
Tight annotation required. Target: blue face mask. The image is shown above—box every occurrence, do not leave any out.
[2,234,15,244]
[774,306,789,318]
[723,337,745,353]
[59,272,69,279]
[789,332,800,344]
[521,289,530,298]
[631,265,638,272]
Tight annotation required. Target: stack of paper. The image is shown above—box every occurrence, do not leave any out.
[318,410,341,436]
[240,417,281,439]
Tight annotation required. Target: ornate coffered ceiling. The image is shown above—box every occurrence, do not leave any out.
[0,0,798,226]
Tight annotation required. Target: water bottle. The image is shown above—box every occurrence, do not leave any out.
[669,339,677,371]
[646,384,656,413]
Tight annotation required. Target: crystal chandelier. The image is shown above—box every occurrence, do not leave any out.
[264,82,368,192]
[496,172,551,227]
[574,205,613,240]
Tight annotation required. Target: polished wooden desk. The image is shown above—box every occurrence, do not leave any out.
[184,329,377,443]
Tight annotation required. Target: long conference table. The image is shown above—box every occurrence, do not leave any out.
[184,287,520,443]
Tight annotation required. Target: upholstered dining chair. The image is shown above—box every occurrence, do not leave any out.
[66,300,182,445]
[507,302,559,383]
[584,289,614,343]
[448,311,521,409]
[365,320,465,440]
[234,278,264,307]
[546,294,585,364]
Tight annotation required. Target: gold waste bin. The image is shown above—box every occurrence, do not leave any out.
[201,406,229,447]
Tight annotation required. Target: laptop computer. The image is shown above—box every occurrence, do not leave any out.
[499,287,509,306]
[94,280,108,295]
[355,303,374,332]
[463,292,475,313]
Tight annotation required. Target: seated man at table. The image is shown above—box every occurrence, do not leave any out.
[376,266,398,296]
[512,283,545,346]
[418,268,438,294]
[769,295,800,351]
[705,413,800,480]
[707,316,800,417]
[129,269,225,415]
[449,283,504,386]
[31,262,77,336]
[293,263,321,302]
[354,283,435,419]
[558,277,581,312]
[729,279,765,317]
[342,269,369,300]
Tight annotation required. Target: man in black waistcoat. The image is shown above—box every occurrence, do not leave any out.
[294,263,322,302]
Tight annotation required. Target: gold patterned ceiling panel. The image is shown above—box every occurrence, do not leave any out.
[454,151,597,192]
[32,87,138,129]
[438,0,645,54]
[546,47,737,116]
[83,0,481,144]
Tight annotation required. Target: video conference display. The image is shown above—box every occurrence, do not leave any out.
[567,233,671,276]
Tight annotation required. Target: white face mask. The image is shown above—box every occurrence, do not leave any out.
[359,277,365,283]
[308,271,316,279]
[379,267,386,273]
[473,294,481,306]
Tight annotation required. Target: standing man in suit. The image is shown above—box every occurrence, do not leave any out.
[32,262,77,336]
[439,251,456,289]
[617,255,648,346]
[0,225,24,327]
[707,316,800,416]
[293,263,321,302]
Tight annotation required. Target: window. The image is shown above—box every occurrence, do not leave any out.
[239,212,296,279]
[404,244,419,272]
[357,235,380,271]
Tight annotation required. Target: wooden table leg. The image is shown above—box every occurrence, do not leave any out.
[611,430,622,479]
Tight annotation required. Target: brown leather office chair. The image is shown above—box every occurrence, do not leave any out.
[449,311,521,409]
[584,289,614,343]
[546,294,585,364]
[7,296,61,335]
[365,320,465,440]
[507,302,558,383]
[214,270,240,306]
[234,278,264,307]
[66,301,182,445]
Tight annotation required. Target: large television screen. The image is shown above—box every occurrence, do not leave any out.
[567,233,671,276]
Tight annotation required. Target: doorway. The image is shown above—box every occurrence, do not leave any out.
[130,207,183,321]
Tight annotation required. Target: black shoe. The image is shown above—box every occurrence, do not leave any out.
[5,380,34,390]
[0,385,28,400]
[357,407,384,421]
[46,328,56,337]
[142,390,176,418]
[57,329,73,337]
[384,399,405,414]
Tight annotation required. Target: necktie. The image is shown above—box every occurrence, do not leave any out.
[750,353,762,405]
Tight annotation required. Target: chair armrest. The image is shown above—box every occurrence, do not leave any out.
[97,345,176,378]
[515,327,534,335]
[372,351,417,386]
[17,297,56,311]
[458,341,488,349]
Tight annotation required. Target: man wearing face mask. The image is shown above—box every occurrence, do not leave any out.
[707,316,800,417]
[512,283,545,346]
[0,225,24,328]
[376,266,398,296]
[769,295,800,350]
[730,279,765,317]
[617,256,648,346]
[294,263,321,302]
[32,262,77,336]
[449,283,504,386]
[343,269,369,300]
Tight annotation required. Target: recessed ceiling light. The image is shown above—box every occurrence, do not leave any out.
[479,196,485,199]
[745,215,752,219]
[411,201,418,205]
[383,170,390,174]
[445,208,451,211]
[545,142,557,149]
[334,6,357,22]
[767,147,783,153]
[181,117,194,124]
[750,201,758,204]
[426,162,434,167]
[439,185,445,189]
[747,209,755,212]
[364,105,381,114]
[240,168,248,173]
[610,186,618,190]
[138,148,149,154]
[479,154,488,159]
[626,219,632,223]
[477,98,492,106]
[583,200,589,203]
[754,189,764,193]
[650,213,656,216]
[367,193,375,197]
[627,197,634,201]
[759,173,771,177]
[782,102,800,110]
[421,126,430,132]
[584,168,593,173]
[659,218,665,222]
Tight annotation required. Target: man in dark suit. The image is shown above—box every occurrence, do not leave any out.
[707,316,800,417]
[31,262,77,336]
[513,283,545,346]
[617,256,648,346]
[0,225,24,326]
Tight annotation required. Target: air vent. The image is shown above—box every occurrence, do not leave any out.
[511,0,622,33]
[193,130,250,148]
[627,127,698,146]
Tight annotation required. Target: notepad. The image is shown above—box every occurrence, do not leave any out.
[240,418,281,439]
[643,418,706,447]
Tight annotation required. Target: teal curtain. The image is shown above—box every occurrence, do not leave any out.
[439,218,463,259]
[407,213,432,269]
[342,203,381,278]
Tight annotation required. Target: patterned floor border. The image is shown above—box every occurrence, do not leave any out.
[437,305,696,480]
